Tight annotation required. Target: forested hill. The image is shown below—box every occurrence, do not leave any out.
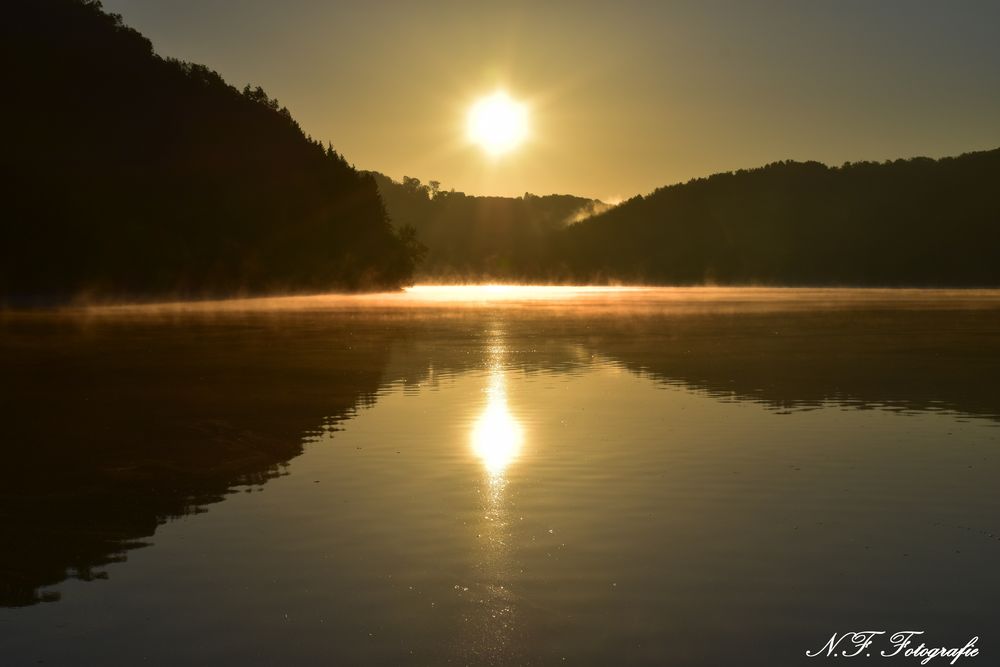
[373,150,1000,286]
[371,173,606,279]
[557,149,1000,286]
[1,0,423,305]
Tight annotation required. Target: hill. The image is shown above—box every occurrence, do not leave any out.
[1,0,423,304]
[372,173,606,280]
[557,150,1000,286]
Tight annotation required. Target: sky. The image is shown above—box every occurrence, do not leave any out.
[103,0,1000,201]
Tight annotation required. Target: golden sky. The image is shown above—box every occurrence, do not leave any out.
[104,0,1000,200]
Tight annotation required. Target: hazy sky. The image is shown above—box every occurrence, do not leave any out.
[103,0,1000,200]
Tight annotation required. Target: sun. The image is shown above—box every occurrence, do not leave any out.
[466,91,529,156]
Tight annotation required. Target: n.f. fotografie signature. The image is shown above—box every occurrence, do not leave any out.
[806,631,979,664]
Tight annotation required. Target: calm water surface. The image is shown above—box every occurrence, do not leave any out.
[1,287,999,665]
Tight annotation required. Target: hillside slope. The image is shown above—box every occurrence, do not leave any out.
[1,0,423,304]
[558,150,1000,285]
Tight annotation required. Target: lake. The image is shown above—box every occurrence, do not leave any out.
[1,287,999,665]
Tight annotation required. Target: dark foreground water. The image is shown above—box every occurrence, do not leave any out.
[1,287,999,666]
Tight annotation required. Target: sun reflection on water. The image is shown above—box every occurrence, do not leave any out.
[466,329,523,662]
[471,370,523,476]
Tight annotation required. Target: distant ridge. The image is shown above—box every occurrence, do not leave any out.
[371,173,606,280]
[557,149,1000,286]
[378,149,1000,286]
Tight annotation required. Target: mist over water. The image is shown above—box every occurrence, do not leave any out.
[2,287,999,665]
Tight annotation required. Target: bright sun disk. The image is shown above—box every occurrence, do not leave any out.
[467,91,528,156]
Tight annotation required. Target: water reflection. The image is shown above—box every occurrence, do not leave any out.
[471,370,523,477]
[467,330,523,664]
[0,312,400,607]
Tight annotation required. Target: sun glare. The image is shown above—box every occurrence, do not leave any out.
[472,370,523,476]
[466,91,529,156]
